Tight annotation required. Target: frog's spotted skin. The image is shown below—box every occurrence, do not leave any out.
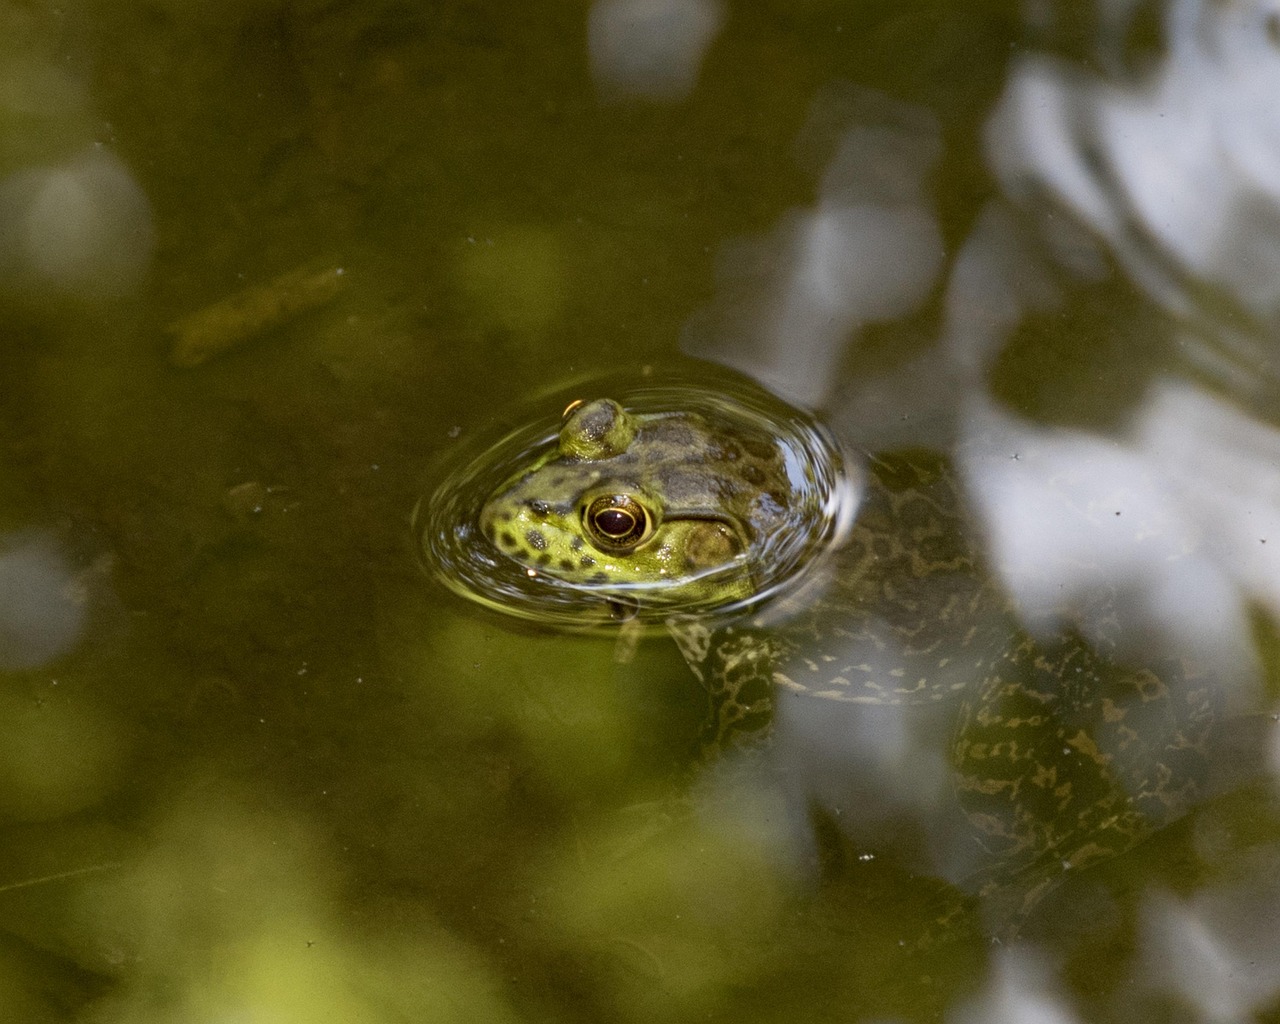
[479,398,798,606]
[467,391,1230,937]
[688,450,1223,932]
[688,454,1012,744]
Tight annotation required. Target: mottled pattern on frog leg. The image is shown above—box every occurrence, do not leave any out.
[697,627,790,752]
[951,632,1221,933]
[666,616,712,684]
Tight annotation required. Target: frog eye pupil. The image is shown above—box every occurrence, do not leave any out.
[585,496,650,549]
[595,508,635,536]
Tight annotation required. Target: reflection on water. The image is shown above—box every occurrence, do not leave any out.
[959,385,1269,705]
[950,947,1078,1024]
[3,0,1280,1021]
[0,533,89,671]
[687,85,946,412]
[1138,882,1280,1023]
[0,149,153,299]
[990,0,1280,397]
[683,0,1280,1015]
[588,0,724,102]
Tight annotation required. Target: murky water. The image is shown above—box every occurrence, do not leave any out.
[2,1,1280,1021]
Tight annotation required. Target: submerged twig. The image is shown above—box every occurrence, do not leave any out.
[168,264,346,367]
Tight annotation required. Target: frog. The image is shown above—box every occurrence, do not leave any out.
[468,390,1234,936]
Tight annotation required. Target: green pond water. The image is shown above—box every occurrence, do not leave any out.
[2,1,1280,1022]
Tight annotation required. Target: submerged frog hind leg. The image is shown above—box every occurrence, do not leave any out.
[950,631,1225,936]
[667,618,785,753]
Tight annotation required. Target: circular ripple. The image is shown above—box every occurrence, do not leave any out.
[416,370,858,629]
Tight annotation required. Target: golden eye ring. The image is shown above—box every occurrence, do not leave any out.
[584,495,651,551]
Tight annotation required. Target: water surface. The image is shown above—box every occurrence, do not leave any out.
[2,2,1279,1022]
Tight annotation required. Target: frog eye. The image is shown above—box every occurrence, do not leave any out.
[584,495,652,551]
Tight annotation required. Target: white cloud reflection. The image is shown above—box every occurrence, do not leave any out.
[0,148,154,298]
[944,0,1280,704]
[684,86,945,410]
[587,0,724,102]
[957,383,1270,708]
[772,691,961,862]
[1140,883,1280,1023]
[682,1,1280,971]
[948,947,1080,1024]
[0,532,89,670]
[694,0,1280,712]
[988,0,1280,392]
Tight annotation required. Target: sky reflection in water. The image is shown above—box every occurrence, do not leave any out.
[679,0,1280,1018]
